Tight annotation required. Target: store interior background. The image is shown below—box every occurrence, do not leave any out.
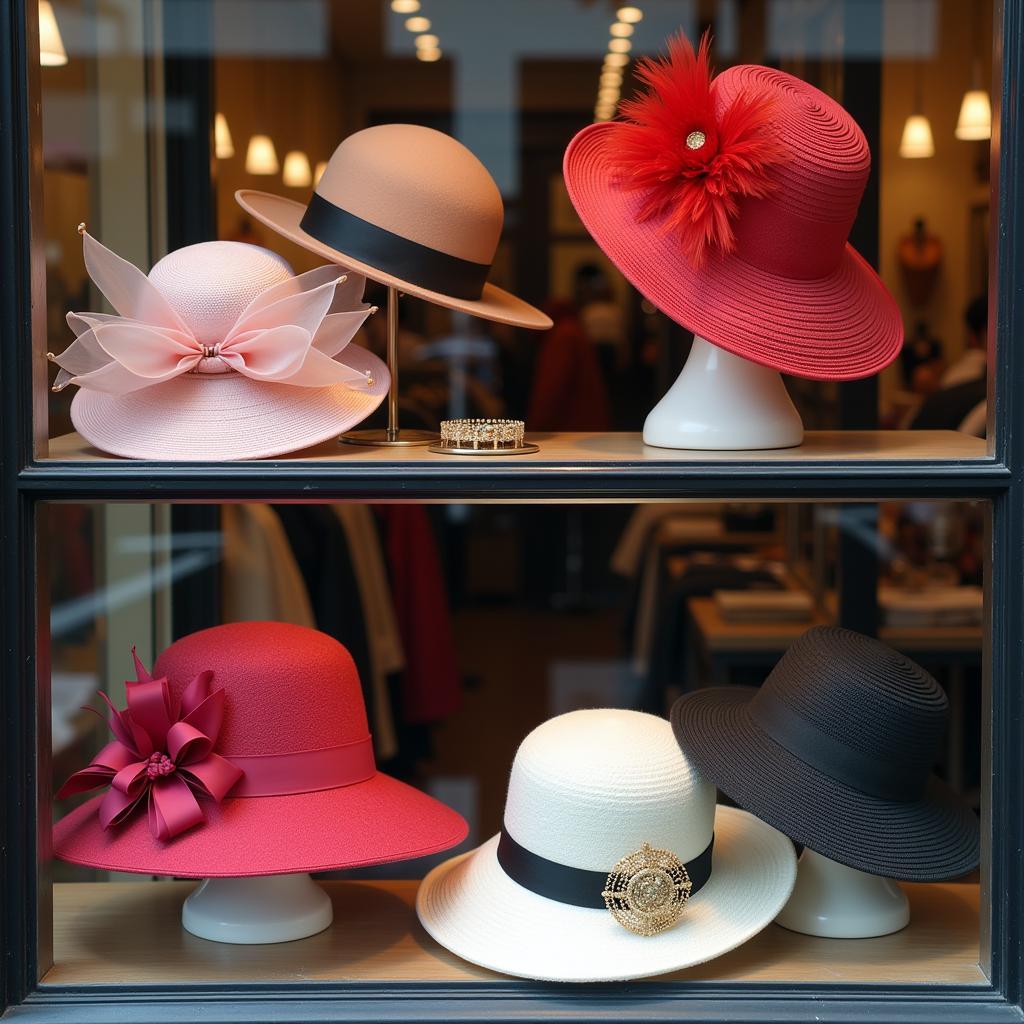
[40,0,988,890]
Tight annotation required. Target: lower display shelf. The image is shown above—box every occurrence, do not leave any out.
[45,879,985,986]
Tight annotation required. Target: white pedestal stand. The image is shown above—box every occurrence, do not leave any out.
[643,336,804,450]
[181,873,333,944]
[775,848,910,938]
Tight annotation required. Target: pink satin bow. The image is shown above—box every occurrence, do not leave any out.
[50,229,375,395]
[57,650,243,841]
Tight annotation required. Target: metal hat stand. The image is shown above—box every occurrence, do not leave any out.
[340,286,435,447]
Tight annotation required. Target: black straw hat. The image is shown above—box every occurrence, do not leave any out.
[671,626,979,881]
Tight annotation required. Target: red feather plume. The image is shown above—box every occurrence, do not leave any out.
[612,32,783,268]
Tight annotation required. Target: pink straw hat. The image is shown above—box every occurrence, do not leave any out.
[50,231,389,460]
[563,36,903,381]
[54,622,469,877]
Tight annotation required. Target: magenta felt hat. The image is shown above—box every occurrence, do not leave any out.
[50,231,389,460]
[53,622,468,877]
[563,43,903,381]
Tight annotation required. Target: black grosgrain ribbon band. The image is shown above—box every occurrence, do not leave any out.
[496,828,714,909]
[299,192,491,301]
[748,697,926,802]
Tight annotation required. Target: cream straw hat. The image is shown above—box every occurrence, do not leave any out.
[416,709,796,982]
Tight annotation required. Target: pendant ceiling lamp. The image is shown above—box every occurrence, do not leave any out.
[956,45,991,142]
[246,135,279,175]
[955,89,991,140]
[900,55,933,159]
[214,113,234,159]
[900,114,935,159]
[282,150,312,188]
[39,0,68,66]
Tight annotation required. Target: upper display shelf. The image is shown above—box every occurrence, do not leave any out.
[28,430,1000,502]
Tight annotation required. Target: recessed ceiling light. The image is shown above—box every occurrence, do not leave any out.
[417,47,443,62]
[604,52,630,67]
[610,22,634,37]
[616,6,643,23]
[405,16,431,31]
[391,0,420,12]
[608,38,632,53]
[415,33,440,48]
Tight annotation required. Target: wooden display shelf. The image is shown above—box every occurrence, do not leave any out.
[687,596,983,654]
[46,430,987,466]
[45,879,984,987]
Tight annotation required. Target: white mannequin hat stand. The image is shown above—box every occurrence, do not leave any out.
[774,848,910,938]
[182,873,333,944]
[643,336,804,451]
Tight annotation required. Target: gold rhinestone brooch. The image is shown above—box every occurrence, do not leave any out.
[601,843,692,936]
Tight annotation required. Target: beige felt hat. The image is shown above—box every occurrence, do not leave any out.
[236,125,551,330]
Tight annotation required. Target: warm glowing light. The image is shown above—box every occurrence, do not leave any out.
[245,134,279,175]
[604,52,630,67]
[39,0,68,66]
[282,150,312,187]
[391,0,420,12]
[214,113,234,159]
[610,22,634,37]
[314,161,327,185]
[598,87,619,101]
[616,6,643,23]
[899,114,935,158]
[405,15,431,31]
[417,47,442,62]
[600,71,622,87]
[955,89,992,140]
[608,37,632,53]
[415,33,440,48]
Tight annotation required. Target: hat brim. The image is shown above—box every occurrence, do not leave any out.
[563,123,903,382]
[235,190,553,332]
[671,688,979,881]
[415,805,796,983]
[54,770,468,878]
[69,344,388,461]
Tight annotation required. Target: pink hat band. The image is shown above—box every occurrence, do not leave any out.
[229,735,375,798]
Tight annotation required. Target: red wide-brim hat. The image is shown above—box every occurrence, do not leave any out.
[564,59,903,381]
[53,621,468,877]
[54,773,466,878]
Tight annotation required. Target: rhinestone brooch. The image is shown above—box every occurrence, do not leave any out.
[685,130,707,151]
[602,843,692,936]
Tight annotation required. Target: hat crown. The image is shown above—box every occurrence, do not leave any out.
[316,124,503,266]
[503,709,714,872]
[714,66,870,278]
[751,626,948,772]
[148,242,293,346]
[152,621,369,756]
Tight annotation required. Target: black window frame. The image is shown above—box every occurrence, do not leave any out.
[2,0,1023,1020]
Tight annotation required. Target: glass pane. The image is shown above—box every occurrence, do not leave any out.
[44,500,985,985]
[37,0,997,458]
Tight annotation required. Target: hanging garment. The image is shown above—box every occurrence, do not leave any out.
[376,506,461,724]
[272,505,377,738]
[333,505,404,760]
[221,505,315,627]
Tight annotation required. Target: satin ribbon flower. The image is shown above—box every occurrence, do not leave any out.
[56,650,242,841]
[49,228,376,394]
